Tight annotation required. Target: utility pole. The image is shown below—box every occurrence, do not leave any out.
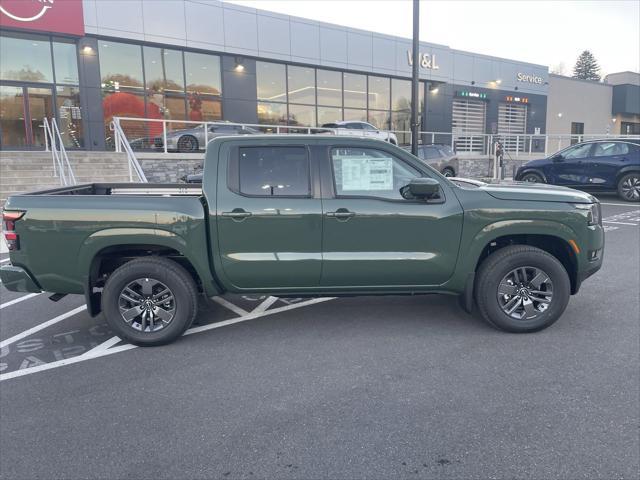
[410,0,420,156]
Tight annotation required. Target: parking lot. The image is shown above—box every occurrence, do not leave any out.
[1,196,638,479]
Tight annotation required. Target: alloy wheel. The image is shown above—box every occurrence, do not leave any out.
[497,266,553,320]
[118,278,176,332]
[621,175,640,201]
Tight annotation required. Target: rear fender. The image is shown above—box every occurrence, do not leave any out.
[78,228,221,316]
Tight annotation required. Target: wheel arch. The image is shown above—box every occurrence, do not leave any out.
[80,228,221,316]
[457,221,580,301]
[518,168,547,182]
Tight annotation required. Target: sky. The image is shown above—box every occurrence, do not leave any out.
[226,0,640,77]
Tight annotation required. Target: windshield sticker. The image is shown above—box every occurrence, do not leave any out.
[339,156,394,191]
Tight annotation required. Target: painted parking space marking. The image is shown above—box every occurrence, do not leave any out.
[0,305,86,349]
[0,296,334,382]
[211,296,250,316]
[0,293,41,309]
[601,209,640,231]
[0,258,9,264]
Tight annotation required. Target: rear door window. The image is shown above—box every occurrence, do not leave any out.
[233,146,310,197]
[593,142,629,157]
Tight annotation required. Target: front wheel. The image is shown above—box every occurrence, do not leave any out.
[441,167,455,177]
[617,173,640,202]
[101,257,198,346]
[177,135,199,152]
[521,172,544,183]
[475,245,570,333]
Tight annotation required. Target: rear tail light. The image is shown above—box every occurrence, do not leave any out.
[2,211,25,251]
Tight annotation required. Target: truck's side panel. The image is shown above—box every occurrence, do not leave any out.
[3,194,218,296]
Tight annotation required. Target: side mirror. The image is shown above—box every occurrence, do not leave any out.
[401,177,441,200]
[552,154,564,162]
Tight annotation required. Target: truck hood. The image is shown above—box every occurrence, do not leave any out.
[477,181,596,204]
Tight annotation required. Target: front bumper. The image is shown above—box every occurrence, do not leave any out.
[0,265,42,293]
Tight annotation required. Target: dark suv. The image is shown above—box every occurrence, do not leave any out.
[515,139,640,201]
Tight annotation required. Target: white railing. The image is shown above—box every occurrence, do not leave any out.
[110,116,639,158]
[43,118,76,186]
[112,118,148,182]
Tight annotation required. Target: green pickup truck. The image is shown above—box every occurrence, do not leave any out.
[1,136,604,346]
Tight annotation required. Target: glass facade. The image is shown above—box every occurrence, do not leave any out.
[98,40,222,148]
[0,32,82,149]
[256,60,426,138]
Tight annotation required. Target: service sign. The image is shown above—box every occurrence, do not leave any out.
[0,0,84,36]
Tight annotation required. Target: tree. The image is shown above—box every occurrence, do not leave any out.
[572,50,601,81]
[550,62,567,76]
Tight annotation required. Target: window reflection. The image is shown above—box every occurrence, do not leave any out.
[99,41,144,90]
[144,47,185,94]
[257,62,287,102]
[344,108,367,122]
[184,52,221,95]
[288,104,315,128]
[391,79,411,111]
[317,69,342,107]
[288,66,315,105]
[368,76,390,110]
[258,102,287,125]
[317,106,342,125]
[52,41,79,84]
[0,33,53,83]
[343,73,366,109]
[56,86,83,148]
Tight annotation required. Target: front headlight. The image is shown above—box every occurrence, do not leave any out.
[573,203,601,226]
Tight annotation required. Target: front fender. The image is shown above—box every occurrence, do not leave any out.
[448,219,578,292]
[79,227,221,302]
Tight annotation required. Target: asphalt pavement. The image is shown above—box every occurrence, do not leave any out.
[1,196,638,479]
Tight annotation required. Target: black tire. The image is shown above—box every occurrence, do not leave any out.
[617,172,640,202]
[389,138,397,145]
[441,167,455,177]
[101,257,198,346]
[474,245,570,333]
[521,172,544,183]
[177,135,199,152]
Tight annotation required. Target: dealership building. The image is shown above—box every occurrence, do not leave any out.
[0,0,555,153]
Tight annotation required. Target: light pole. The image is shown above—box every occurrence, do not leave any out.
[410,0,420,156]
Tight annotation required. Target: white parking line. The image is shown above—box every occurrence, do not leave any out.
[0,297,334,382]
[600,202,640,207]
[211,296,250,316]
[0,305,86,349]
[0,258,10,264]
[0,293,41,309]
[251,296,279,314]
[603,221,639,226]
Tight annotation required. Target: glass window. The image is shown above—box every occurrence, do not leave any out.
[344,108,367,122]
[237,147,310,196]
[368,76,390,110]
[317,69,342,107]
[98,41,143,90]
[331,147,420,200]
[56,86,83,148]
[188,94,221,121]
[288,104,315,127]
[258,102,287,125]
[368,110,389,130]
[101,90,148,148]
[0,33,53,83]
[257,62,286,102]
[317,106,342,125]
[52,41,79,84]
[593,142,629,157]
[344,73,367,109]
[562,143,593,160]
[391,79,411,111]
[0,86,28,148]
[144,47,185,94]
[288,66,315,105]
[184,52,221,95]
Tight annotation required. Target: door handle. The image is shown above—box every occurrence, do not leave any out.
[326,209,356,220]
[222,208,252,221]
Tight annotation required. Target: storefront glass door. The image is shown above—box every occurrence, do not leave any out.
[0,85,53,149]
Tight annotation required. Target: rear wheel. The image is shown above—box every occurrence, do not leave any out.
[101,257,198,346]
[617,173,640,202]
[521,172,544,183]
[475,245,570,333]
[177,135,199,152]
[441,167,455,177]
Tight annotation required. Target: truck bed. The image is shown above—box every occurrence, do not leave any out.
[17,183,203,197]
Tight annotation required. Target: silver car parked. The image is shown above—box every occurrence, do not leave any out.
[409,144,459,177]
[155,123,260,152]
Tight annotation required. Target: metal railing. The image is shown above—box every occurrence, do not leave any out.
[110,116,639,158]
[112,118,148,182]
[43,118,76,186]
